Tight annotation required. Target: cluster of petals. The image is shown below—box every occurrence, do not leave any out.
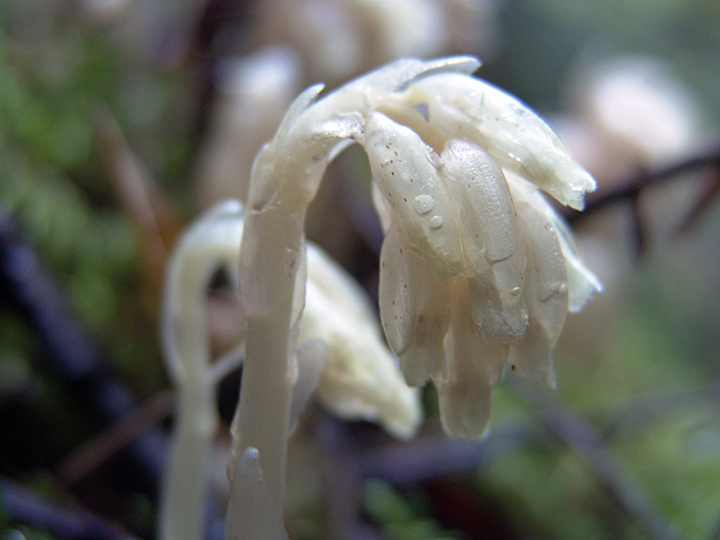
[244,56,601,441]
[355,62,602,439]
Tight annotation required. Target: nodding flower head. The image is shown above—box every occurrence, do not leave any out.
[353,65,602,440]
[241,56,601,442]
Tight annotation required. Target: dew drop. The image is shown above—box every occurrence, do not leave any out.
[429,215,444,229]
[413,194,434,215]
[510,286,521,296]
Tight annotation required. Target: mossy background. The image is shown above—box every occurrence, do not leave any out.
[1,0,719,539]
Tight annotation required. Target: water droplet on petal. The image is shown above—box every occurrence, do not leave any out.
[510,286,521,296]
[414,194,434,214]
[429,215,444,229]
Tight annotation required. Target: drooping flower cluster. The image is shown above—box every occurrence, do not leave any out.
[356,67,602,439]
[222,56,601,539]
[234,58,601,505]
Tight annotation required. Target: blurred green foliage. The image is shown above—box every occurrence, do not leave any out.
[0,3,192,396]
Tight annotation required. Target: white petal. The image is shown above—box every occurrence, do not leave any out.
[521,209,568,305]
[507,319,557,389]
[509,199,570,388]
[506,172,602,312]
[442,139,520,263]
[467,276,527,342]
[547,214,603,312]
[398,325,447,388]
[396,272,452,386]
[440,139,528,339]
[378,226,430,356]
[410,73,596,210]
[365,111,464,279]
[515,201,568,344]
[435,280,507,440]
[436,365,493,440]
[379,227,450,386]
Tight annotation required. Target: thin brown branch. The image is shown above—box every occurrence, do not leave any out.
[57,390,175,485]
[565,135,720,224]
[678,163,720,232]
[93,105,183,298]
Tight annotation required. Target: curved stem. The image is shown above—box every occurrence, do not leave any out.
[159,201,244,540]
[159,379,217,540]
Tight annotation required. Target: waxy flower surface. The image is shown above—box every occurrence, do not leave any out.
[235,57,601,496]
[223,56,603,540]
[354,63,602,439]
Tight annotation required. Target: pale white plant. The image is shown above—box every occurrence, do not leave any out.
[159,201,245,540]
[159,200,420,540]
[298,244,422,438]
[229,55,600,539]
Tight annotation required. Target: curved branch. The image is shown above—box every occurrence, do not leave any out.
[564,135,720,224]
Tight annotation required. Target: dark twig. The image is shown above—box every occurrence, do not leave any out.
[57,390,175,485]
[315,412,545,540]
[353,421,539,485]
[0,477,140,540]
[678,162,720,232]
[629,183,649,257]
[603,382,720,441]
[565,136,720,224]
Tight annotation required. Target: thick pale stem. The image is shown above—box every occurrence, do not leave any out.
[228,56,483,531]
[160,378,217,540]
[233,203,305,511]
[235,311,297,505]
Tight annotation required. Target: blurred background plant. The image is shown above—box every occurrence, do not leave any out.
[1,0,719,539]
